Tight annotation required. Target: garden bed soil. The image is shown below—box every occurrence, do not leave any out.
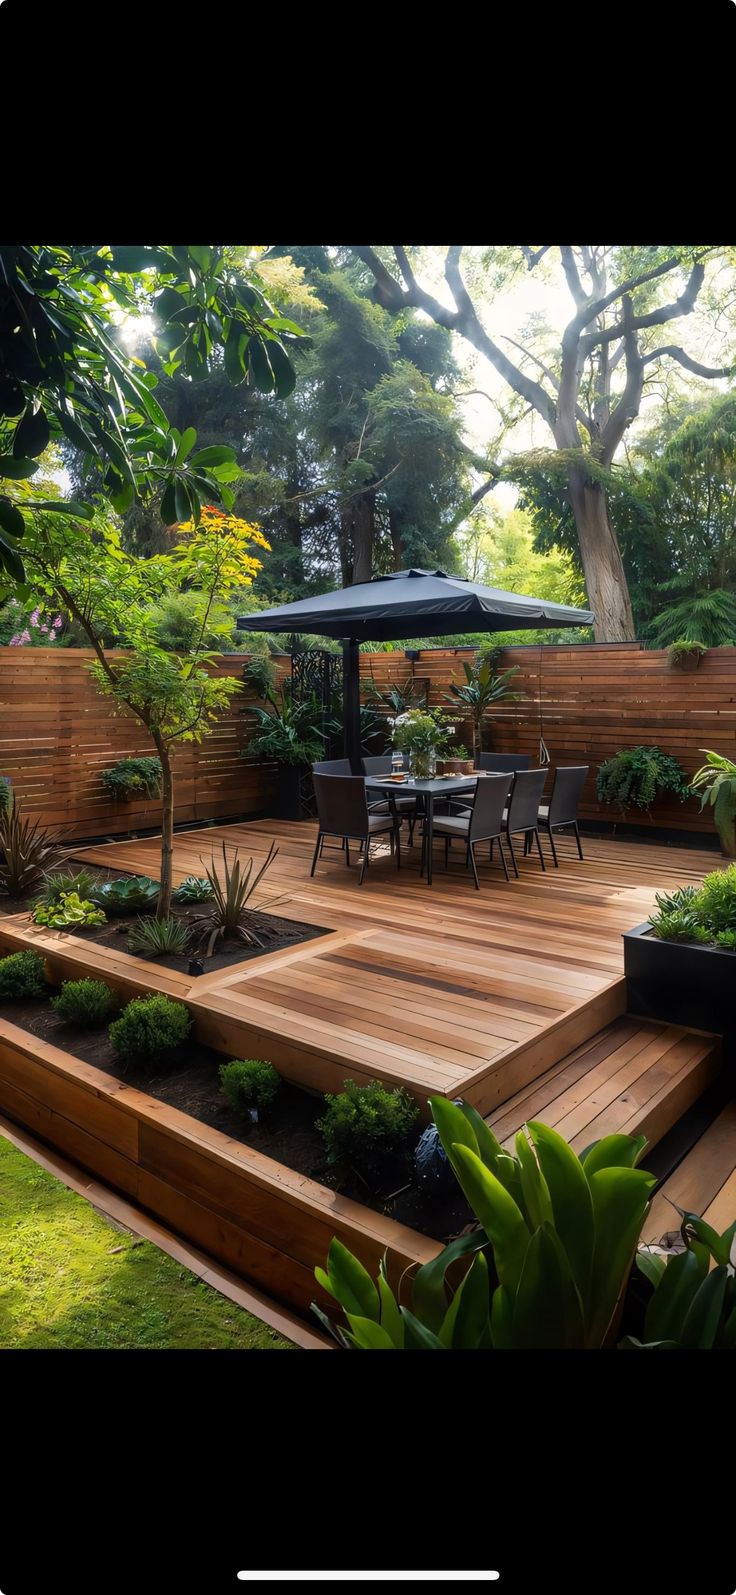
[0,994,473,1244]
[0,863,327,972]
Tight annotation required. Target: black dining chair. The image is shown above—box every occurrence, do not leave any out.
[426,773,512,889]
[502,767,548,876]
[361,754,420,843]
[475,753,532,773]
[312,758,352,775]
[537,765,589,866]
[311,773,400,885]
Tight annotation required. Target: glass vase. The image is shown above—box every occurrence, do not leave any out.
[412,749,436,780]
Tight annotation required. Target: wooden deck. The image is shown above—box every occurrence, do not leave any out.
[75,820,717,1116]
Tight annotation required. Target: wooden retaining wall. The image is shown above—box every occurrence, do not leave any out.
[0,1017,439,1320]
[0,648,290,840]
[360,643,736,834]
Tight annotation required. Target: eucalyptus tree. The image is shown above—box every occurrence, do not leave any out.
[353,245,734,640]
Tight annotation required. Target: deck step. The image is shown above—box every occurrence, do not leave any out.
[486,1014,722,1157]
[641,1101,736,1244]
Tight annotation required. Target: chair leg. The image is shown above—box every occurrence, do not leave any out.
[395,825,401,869]
[469,841,480,890]
[345,839,351,867]
[533,828,546,871]
[408,816,415,846]
[445,835,449,869]
[489,837,494,861]
[546,825,559,868]
[523,832,531,856]
[497,833,510,882]
[506,831,519,878]
[574,821,584,860]
[359,838,369,885]
[310,833,322,877]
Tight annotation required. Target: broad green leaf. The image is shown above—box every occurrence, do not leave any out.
[680,1266,728,1349]
[25,499,94,520]
[0,499,25,540]
[0,456,38,479]
[248,333,276,393]
[446,1251,490,1349]
[635,1249,668,1290]
[720,1303,736,1349]
[13,405,50,458]
[266,339,296,398]
[644,1245,703,1345]
[490,1283,514,1348]
[400,1308,446,1349]
[515,1129,554,1231]
[224,327,247,385]
[581,1133,648,1175]
[587,1166,657,1346]
[0,536,25,582]
[527,1121,594,1304]
[174,477,193,525]
[324,1237,380,1321]
[57,411,97,456]
[377,1261,404,1348]
[191,445,237,468]
[681,1211,735,1268]
[176,426,197,464]
[309,1301,353,1351]
[160,479,178,526]
[458,1100,507,1170]
[109,245,174,274]
[511,1223,585,1348]
[452,1144,530,1294]
[430,1095,478,1175]
[412,1227,486,1333]
[345,1312,397,1349]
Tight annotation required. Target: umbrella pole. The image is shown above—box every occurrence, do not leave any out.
[342,637,361,772]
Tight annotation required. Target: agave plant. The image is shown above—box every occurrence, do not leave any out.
[190,840,279,954]
[313,1097,656,1349]
[173,875,215,904]
[127,915,192,956]
[37,868,98,907]
[0,804,68,898]
[89,877,161,915]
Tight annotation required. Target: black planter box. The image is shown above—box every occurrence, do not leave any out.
[623,921,735,1044]
[272,764,304,822]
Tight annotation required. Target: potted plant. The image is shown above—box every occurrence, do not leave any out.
[390,710,453,779]
[596,746,690,821]
[667,639,708,673]
[690,749,736,857]
[443,651,521,763]
[439,744,474,775]
[623,866,736,1043]
[245,676,326,820]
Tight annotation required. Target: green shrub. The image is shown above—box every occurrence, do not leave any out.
[0,777,11,815]
[0,950,47,999]
[33,892,106,929]
[100,758,162,802]
[596,746,690,814]
[89,877,160,915]
[127,916,191,956]
[317,1079,420,1183]
[174,875,215,904]
[649,864,736,947]
[218,1057,280,1117]
[109,994,191,1066]
[52,978,116,1027]
[37,869,97,907]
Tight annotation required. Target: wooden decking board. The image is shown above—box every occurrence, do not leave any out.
[642,1102,736,1242]
[74,821,717,1111]
[488,1019,721,1158]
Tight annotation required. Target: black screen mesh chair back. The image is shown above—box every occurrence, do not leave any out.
[540,765,589,866]
[361,756,393,775]
[503,767,548,877]
[312,758,352,775]
[476,753,532,773]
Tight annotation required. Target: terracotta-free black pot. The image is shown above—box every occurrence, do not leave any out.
[623,921,735,1046]
[273,764,304,821]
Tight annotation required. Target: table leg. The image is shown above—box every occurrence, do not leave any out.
[426,791,434,885]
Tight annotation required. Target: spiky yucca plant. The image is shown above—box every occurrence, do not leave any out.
[0,805,68,898]
[190,840,279,954]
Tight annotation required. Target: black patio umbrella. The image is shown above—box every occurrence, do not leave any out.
[237,568,595,768]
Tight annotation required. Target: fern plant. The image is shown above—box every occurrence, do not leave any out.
[649,587,736,648]
[596,746,690,816]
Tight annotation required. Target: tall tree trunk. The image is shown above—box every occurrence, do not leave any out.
[152,731,174,918]
[566,466,636,641]
[352,493,375,584]
[338,508,352,585]
[388,507,403,571]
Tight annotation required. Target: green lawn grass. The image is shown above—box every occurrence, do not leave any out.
[0,1136,293,1350]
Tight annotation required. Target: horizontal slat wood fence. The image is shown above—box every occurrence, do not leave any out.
[358,643,736,834]
[0,649,290,840]
[2,642,735,840]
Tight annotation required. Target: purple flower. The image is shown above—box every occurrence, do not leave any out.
[30,608,40,628]
[52,616,63,630]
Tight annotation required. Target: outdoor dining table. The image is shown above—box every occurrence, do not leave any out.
[365,773,479,886]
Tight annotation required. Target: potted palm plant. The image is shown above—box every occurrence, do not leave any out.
[690,749,736,857]
[443,651,521,763]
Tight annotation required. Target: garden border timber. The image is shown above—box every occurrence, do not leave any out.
[0,1016,439,1321]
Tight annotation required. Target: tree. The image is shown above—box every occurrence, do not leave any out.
[353,246,734,640]
[0,244,300,582]
[457,504,586,607]
[20,499,268,916]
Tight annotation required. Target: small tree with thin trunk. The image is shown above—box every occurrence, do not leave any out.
[22,503,268,917]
